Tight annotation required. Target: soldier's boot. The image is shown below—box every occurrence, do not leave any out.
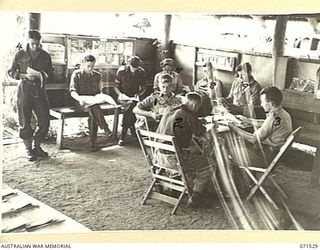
[23,138,37,161]
[33,140,49,159]
[130,126,137,140]
[118,128,128,146]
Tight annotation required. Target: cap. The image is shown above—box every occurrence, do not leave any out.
[160,58,175,67]
[28,29,41,40]
[129,56,142,68]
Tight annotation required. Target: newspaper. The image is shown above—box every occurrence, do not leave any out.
[79,93,118,107]
[26,67,43,87]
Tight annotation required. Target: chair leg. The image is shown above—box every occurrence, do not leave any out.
[141,179,156,205]
[243,168,279,209]
[171,189,186,215]
[56,117,65,150]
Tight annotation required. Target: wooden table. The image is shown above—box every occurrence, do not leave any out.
[2,187,91,234]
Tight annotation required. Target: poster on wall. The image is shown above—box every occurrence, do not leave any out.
[197,49,239,72]
[68,37,135,68]
[42,43,66,65]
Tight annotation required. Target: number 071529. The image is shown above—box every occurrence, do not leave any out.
[299,244,318,248]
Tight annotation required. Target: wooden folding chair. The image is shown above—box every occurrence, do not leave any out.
[136,129,192,215]
[239,126,302,209]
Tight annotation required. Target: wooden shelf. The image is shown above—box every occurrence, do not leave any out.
[282,89,320,114]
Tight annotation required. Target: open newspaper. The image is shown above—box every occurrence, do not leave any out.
[27,67,43,87]
[79,93,118,107]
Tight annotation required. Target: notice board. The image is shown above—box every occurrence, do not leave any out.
[67,36,136,69]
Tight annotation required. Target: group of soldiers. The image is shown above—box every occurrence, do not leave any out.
[8,29,302,207]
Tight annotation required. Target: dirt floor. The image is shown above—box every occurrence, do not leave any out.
[2,120,320,231]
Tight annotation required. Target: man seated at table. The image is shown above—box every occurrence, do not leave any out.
[195,61,224,106]
[115,56,147,146]
[69,55,114,152]
[153,58,190,94]
[133,73,181,131]
[228,86,293,167]
[156,92,215,208]
[222,62,264,119]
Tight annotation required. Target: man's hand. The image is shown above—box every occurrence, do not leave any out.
[151,112,161,122]
[219,97,230,109]
[20,73,37,81]
[78,97,88,107]
[227,122,238,132]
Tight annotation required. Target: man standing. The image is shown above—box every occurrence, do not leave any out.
[69,55,113,152]
[8,30,53,161]
[133,73,181,131]
[115,56,146,146]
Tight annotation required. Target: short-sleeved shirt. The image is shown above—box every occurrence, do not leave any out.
[115,65,146,97]
[195,77,223,100]
[227,76,261,107]
[157,105,206,149]
[69,69,101,95]
[137,92,181,113]
[153,71,184,94]
[254,106,293,147]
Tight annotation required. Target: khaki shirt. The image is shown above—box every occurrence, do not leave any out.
[137,92,181,113]
[115,65,146,97]
[195,77,223,100]
[69,69,101,95]
[227,77,261,107]
[157,105,206,149]
[8,44,53,86]
[254,106,293,147]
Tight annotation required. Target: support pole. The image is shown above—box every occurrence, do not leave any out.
[29,12,41,31]
[272,16,288,88]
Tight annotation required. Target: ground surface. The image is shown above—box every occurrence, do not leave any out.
[2,121,320,231]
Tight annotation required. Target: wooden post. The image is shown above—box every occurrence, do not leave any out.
[193,47,199,88]
[314,67,320,99]
[272,16,288,89]
[29,12,41,30]
[162,15,172,55]
[156,14,172,65]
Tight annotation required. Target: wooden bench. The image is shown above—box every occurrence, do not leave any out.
[50,104,123,149]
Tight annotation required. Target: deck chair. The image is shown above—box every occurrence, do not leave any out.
[239,126,302,209]
[136,129,192,215]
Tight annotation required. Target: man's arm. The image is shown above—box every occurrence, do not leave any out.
[226,80,236,101]
[135,69,147,98]
[133,106,159,120]
[40,52,54,83]
[249,81,262,106]
[228,123,257,144]
[215,80,223,98]
[133,96,160,120]
[69,71,85,105]
[7,53,21,80]
[7,54,35,82]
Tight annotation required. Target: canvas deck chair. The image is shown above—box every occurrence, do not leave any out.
[239,126,302,209]
[136,129,192,215]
